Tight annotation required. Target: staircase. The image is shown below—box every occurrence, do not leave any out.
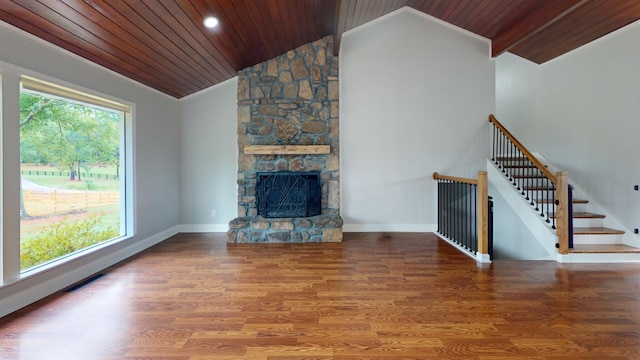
[488,115,639,262]
[494,153,640,261]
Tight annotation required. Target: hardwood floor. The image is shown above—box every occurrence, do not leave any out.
[1,232,639,359]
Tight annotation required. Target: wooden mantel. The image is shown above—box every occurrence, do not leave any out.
[244,145,330,155]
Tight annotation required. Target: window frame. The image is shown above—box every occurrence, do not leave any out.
[1,65,135,283]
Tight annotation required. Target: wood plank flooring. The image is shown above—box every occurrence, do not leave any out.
[1,232,639,359]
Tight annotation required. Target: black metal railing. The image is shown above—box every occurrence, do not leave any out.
[489,116,556,230]
[567,184,574,249]
[437,178,478,253]
[434,171,492,259]
[488,196,494,260]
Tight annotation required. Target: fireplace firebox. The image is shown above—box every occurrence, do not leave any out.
[256,172,321,218]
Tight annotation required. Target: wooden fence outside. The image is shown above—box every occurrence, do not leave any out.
[23,190,120,217]
[21,170,119,180]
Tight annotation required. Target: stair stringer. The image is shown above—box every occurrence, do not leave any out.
[533,153,639,249]
[487,160,556,260]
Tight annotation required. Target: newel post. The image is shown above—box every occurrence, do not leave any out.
[477,171,489,255]
[555,172,569,255]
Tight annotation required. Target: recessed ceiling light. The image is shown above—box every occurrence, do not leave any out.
[203,16,219,29]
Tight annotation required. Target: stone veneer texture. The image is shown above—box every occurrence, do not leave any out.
[228,36,342,243]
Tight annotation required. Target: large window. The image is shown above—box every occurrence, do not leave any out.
[19,76,130,271]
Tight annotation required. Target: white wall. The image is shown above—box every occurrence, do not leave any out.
[0,23,180,316]
[488,181,551,260]
[487,157,558,261]
[340,8,495,231]
[494,53,540,138]
[179,79,238,230]
[496,21,640,234]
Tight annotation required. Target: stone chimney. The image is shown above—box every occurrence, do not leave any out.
[227,36,342,243]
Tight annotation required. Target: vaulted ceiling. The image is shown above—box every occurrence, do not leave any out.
[1,1,639,99]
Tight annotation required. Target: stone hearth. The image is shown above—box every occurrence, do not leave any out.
[229,215,343,243]
[227,36,342,243]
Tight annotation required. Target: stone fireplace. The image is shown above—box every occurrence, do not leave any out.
[227,36,343,243]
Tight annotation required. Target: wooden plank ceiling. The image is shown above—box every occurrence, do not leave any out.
[1,0,639,99]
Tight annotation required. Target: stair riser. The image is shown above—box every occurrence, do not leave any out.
[496,159,545,166]
[512,179,547,185]
[573,234,622,245]
[526,202,587,212]
[495,158,540,165]
[526,190,557,200]
[502,168,540,180]
[496,181,555,198]
[513,179,554,188]
[495,160,543,168]
[561,252,640,262]
[514,188,588,214]
[573,218,605,228]
[572,203,588,212]
[501,175,554,187]
[501,166,544,172]
[522,190,556,199]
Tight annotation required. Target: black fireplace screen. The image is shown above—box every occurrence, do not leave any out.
[256,171,321,218]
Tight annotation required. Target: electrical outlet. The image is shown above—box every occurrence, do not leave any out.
[211,210,216,218]
[635,228,639,234]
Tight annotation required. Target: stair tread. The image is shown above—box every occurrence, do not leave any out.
[572,212,606,219]
[496,156,527,160]
[549,212,605,219]
[536,198,588,204]
[574,227,625,235]
[522,186,555,191]
[496,156,546,164]
[502,164,545,168]
[570,244,640,254]
[512,174,546,179]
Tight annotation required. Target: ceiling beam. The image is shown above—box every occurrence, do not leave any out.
[491,0,590,58]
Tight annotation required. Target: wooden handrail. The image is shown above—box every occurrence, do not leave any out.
[432,172,478,185]
[488,114,557,184]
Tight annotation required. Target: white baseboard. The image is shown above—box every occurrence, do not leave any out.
[475,253,492,264]
[557,252,640,263]
[178,224,229,232]
[0,226,179,318]
[181,224,439,234]
[343,224,437,232]
[435,232,492,263]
